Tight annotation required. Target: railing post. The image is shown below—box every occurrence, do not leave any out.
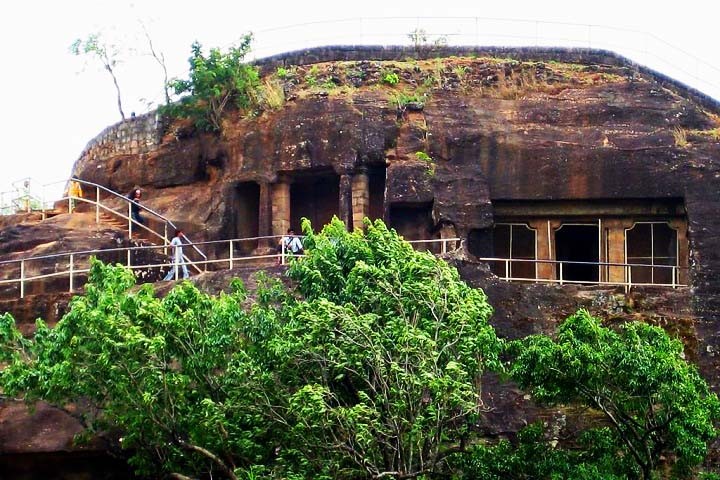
[672,266,677,289]
[41,186,46,220]
[229,241,234,270]
[281,242,286,265]
[559,262,564,285]
[69,254,74,292]
[68,195,72,214]
[442,239,447,254]
[504,259,510,281]
[164,223,168,255]
[20,260,25,299]
[95,186,100,224]
[128,202,133,238]
[127,249,131,268]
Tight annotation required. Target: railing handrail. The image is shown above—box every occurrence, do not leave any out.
[476,256,688,270]
[0,235,459,295]
[0,235,689,300]
[68,178,173,229]
[67,178,208,263]
[0,236,684,272]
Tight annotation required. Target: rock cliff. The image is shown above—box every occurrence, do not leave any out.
[2,46,720,476]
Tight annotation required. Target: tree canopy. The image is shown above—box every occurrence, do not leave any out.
[0,218,502,479]
[509,310,720,479]
[70,32,127,121]
[162,34,260,132]
[0,220,717,479]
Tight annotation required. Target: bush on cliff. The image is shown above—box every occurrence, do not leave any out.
[162,34,259,132]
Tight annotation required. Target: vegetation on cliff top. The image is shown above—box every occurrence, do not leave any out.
[0,219,718,479]
[161,34,260,132]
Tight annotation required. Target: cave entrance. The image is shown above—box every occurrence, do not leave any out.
[555,224,599,283]
[389,202,438,252]
[234,182,260,254]
[368,166,386,222]
[290,173,340,232]
[467,228,494,258]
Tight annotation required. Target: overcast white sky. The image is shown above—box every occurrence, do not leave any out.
[1,0,718,202]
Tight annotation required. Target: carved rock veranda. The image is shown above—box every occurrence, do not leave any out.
[2,46,720,476]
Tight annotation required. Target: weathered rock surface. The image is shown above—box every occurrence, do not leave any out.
[2,46,720,474]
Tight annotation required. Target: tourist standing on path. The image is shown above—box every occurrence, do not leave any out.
[163,229,190,281]
[127,188,145,226]
[67,180,83,213]
[277,228,304,263]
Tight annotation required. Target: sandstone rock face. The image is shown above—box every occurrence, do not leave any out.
[2,46,720,473]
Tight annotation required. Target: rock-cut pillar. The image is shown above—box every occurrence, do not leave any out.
[271,180,290,237]
[258,181,272,248]
[339,173,352,229]
[351,170,370,231]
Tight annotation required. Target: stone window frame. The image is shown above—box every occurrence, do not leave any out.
[493,222,538,280]
[624,221,680,286]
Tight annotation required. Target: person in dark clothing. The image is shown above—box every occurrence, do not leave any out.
[128,188,145,226]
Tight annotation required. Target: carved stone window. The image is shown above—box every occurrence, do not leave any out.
[491,223,537,279]
[625,222,679,285]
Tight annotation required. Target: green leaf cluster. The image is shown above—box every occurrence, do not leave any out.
[161,34,260,132]
[276,218,502,477]
[509,309,720,479]
[0,225,717,479]
[381,71,400,85]
[0,219,501,479]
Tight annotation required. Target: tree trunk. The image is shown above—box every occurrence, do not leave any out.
[106,65,125,121]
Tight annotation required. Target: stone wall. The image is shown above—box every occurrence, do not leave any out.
[77,111,163,165]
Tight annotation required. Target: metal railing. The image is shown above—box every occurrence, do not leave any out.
[0,236,461,299]
[246,16,720,101]
[478,256,687,291]
[0,234,691,300]
[1,176,208,274]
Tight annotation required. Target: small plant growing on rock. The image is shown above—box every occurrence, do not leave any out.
[305,65,320,87]
[382,71,400,86]
[415,151,432,163]
[673,126,689,148]
[257,78,285,111]
[276,66,292,80]
[416,151,436,176]
[390,91,425,111]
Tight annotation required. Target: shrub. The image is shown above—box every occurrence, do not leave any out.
[381,71,400,85]
[161,35,259,132]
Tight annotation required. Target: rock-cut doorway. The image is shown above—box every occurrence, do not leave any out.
[555,224,599,283]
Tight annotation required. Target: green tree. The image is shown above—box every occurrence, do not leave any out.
[70,33,126,121]
[162,35,260,132]
[0,218,502,479]
[0,262,262,479]
[455,423,636,479]
[509,310,720,479]
[271,218,502,478]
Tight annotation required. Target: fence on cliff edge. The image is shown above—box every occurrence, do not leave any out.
[249,16,720,101]
[133,16,719,105]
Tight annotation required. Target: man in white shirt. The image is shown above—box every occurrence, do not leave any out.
[163,229,190,280]
[277,228,304,263]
